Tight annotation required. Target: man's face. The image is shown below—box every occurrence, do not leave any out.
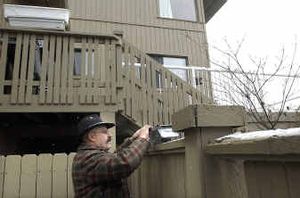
[88,126,112,150]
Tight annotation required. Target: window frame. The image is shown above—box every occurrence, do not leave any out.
[157,0,199,22]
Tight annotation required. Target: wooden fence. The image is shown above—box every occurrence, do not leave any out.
[0,27,205,126]
[128,140,186,198]
[0,153,75,198]
[130,104,300,198]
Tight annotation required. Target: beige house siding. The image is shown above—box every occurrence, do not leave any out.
[0,0,210,66]
[70,20,209,66]
[67,0,209,67]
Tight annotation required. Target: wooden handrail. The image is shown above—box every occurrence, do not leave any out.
[0,27,120,40]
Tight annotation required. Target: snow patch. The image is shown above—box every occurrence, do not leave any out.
[215,127,300,143]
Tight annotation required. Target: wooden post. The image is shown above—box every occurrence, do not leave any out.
[172,104,245,198]
[101,112,116,152]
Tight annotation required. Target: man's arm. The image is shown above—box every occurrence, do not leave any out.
[84,125,151,182]
[117,125,151,150]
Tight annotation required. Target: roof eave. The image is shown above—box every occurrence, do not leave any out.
[204,0,227,23]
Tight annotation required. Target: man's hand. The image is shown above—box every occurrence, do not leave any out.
[132,125,151,140]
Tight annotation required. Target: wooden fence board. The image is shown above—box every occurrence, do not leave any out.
[53,154,68,198]
[67,153,76,198]
[245,162,290,198]
[286,162,300,198]
[37,154,52,198]
[3,155,21,198]
[10,33,22,104]
[0,156,5,198]
[25,34,36,104]
[20,154,37,198]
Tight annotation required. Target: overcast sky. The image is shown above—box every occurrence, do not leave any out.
[206,0,300,109]
[206,0,300,69]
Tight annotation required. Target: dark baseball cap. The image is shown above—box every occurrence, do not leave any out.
[77,114,115,135]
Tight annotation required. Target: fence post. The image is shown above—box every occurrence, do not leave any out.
[172,104,245,198]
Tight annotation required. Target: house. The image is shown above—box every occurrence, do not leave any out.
[0,0,226,154]
[0,0,228,196]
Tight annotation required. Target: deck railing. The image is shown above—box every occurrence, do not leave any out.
[0,28,205,125]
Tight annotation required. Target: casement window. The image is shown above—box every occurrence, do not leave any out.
[159,0,197,21]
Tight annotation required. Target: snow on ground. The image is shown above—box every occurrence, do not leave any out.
[215,127,300,143]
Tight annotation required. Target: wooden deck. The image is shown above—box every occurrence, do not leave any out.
[0,28,206,126]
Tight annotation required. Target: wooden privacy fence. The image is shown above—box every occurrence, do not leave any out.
[128,140,186,198]
[0,153,75,198]
[129,104,300,198]
[0,27,205,126]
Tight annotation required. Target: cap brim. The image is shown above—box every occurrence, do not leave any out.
[87,122,115,131]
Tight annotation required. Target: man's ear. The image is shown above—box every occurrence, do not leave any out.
[87,131,96,142]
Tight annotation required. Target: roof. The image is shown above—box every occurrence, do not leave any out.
[204,0,227,22]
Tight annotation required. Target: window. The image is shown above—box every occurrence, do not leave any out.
[74,48,95,76]
[152,55,188,80]
[150,55,188,88]
[159,0,197,21]
[162,57,188,81]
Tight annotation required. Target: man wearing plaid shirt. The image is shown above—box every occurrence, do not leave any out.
[72,114,151,198]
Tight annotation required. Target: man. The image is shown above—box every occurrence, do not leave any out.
[72,114,151,198]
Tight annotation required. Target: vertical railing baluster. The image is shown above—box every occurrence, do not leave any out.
[46,35,56,104]
[53,35,62,104]
[60,36,69,104]
[39,35,49,104]
[67,37,74,104]
[25,34,36,104]
[10,33,22,104]
[0,32,8,104]
[79,36,87,104]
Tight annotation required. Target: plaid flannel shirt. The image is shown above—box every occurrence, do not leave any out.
[72,137,150,198]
